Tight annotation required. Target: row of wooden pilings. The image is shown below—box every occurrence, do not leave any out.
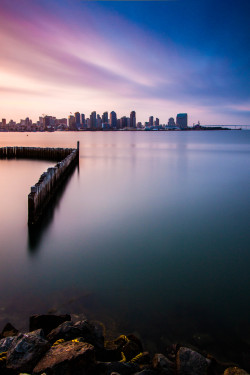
[0,142,79,225]
[0,146,74,160]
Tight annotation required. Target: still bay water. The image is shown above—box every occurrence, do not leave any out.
[0,131,250,361]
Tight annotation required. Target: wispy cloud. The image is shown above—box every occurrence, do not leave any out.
[0,0,249,124]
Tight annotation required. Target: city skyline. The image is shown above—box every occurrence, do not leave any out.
[0,0,249,125]
[0,110,188,131]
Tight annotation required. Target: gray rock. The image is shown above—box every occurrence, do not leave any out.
[33,340,95,375]
[47,320,104,349]
[0,336,16,352]
[176,347,210,375]
[152,353,174,374]
[6,329,50,373]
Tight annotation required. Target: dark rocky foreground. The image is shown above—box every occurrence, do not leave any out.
[0,314,249,375]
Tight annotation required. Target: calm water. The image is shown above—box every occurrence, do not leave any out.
[0,131,250,363]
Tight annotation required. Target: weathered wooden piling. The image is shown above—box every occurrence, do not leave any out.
[0,143,80,225]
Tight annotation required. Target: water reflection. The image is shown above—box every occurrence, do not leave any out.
[27,164,78,253]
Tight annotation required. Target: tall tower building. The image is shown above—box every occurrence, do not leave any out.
[149,116,154,127]
[155,118,159,126]
[102,112,108,124]
[176,113,188,129]
[110,111,117,128]
[68,115,76,130]
[2,119,6,127]
[75,112,81,129]
[90,111,97,129]
[130,111,136,128]
[81,114,85,126]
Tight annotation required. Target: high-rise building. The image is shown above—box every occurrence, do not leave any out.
[168,117,175,127]
[68,115,76,130]
[1,119,6,127]
[130,111,136,128]
[155,118,159,126]
[176,113,188,129]
[75,112,81,129]
[149,116,154,127]
[90,111,97,129]
[81,114,85,126]
[120,116,127,128]
[102,111,108,124]
[110,111,117,128]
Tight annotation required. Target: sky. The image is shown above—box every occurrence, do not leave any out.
[0,0,250,125]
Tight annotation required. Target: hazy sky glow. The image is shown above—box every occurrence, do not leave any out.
[0,0,250,125]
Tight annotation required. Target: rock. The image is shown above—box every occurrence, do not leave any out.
[0,336,16,352]
[33,340,95,375]
[152,353,175,374]
[1,323,18,338]
[103,335,143,363]
[29,314,71,336]
[122,335,143,362]
[176,347,210,375]
[6,329,50,373]
[224,367,249,375]
[95,361,140,375]
[47,320,104,349]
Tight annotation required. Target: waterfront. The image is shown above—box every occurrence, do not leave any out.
[0,131,250,363]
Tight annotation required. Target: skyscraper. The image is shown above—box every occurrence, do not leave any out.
[149,116,154,127]
[75,112,81,129]
[68,115,76,130]
[176,113,188,129]
[130,111,136,128]
[102,111,108,124]
[110,111,117,128]
[90,111,97,129]
[81,114,85,128]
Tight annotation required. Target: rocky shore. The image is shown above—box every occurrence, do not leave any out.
[0,314,249,375]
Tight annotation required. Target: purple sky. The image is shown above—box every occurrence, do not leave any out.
[0,0,249,125]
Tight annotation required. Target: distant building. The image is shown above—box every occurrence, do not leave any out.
[176,113,188,129]
[90,111,97,129]
[75,112,81,129]
[110,111,117,128]
[81,114,85,126]
[168,117,175,127]
[155,118,159,126]
[68,115,76,130]
[130,111,136,128]
[1,119,6,127]
[120,116,127,128]
[102,111,108,124]
[149,116,154,127]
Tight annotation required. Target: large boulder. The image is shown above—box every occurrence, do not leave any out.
[6,329,50,373]
[47,320,104,349]
[33,340,95,375]
[29,314,71,336]
[176,347,210,375]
